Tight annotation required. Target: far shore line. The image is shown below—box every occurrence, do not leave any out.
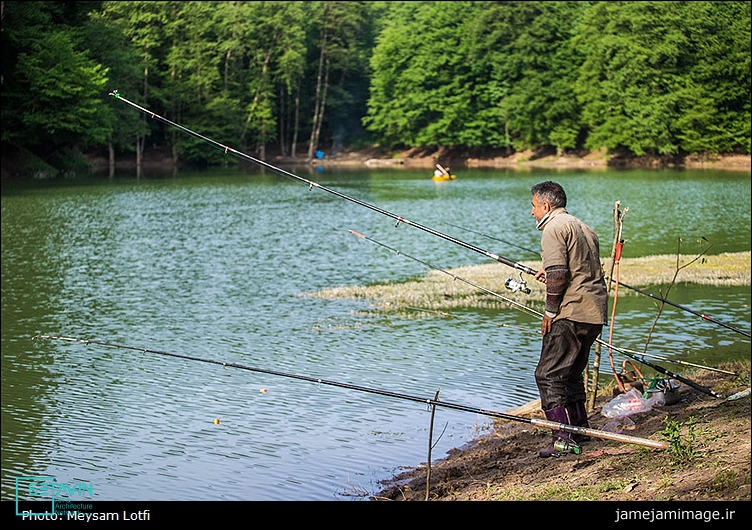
[299,148,752,172]
[83,147,752,174]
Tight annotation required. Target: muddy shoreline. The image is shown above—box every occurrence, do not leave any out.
[374,360,750,501]
[305,148,752,172]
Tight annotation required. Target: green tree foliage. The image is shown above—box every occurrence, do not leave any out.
[98,0,170,169]
[306,1,375,154]
[1,2,110,160]
[83,8,145,154]
[366,0,749,156]
[466,1,590,152]
[96,1,374,165]
[674,1,751,154]
[365,1,592,152]
[1,0,749,176]
[365,1,487,149]
[574,1,750,156]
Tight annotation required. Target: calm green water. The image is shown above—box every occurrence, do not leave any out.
[2,165,750,500]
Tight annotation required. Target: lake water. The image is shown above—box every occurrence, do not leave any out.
[2,164,750,501]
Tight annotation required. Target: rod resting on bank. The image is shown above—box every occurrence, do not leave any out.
[33,334,669,450]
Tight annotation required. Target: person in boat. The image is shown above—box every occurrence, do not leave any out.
[434,164,451,178]
[529,181,608,458]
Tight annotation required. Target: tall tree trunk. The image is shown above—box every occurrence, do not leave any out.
[307,27,328,160]
[224,47,232,95]
[170,4,182,176]
[136,135,144,179]
[258,126,266,160]
[137,51,149,178]
[311,58,330,157]
[291,81,301,157]
[278,84,287,156]
[241,52,271,150]
[108,140,115,179]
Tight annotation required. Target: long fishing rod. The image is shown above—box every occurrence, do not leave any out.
[603,277,750,339]
[110,91,749,340]
[32,334,668,450]
[445,221,751,339]
[374,235,728,372]
[349,230,728,398]
[109,91,536,279]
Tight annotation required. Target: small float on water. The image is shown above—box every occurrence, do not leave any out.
[432,163,455,181]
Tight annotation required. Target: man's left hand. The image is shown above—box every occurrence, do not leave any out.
[541,314,553,335]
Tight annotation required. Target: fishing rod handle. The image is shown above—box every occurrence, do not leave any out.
[530,418,668,450]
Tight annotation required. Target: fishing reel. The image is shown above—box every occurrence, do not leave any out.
[504,275,531,295]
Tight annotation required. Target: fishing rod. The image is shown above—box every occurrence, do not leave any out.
[110,91,749,340]
[349,229,728,398]
[445,221,751,340]
[32,334,668,450]
[356,240,736,375]
[407,305,737,376]
[603,277,750,339]
[600,345,737,376]
[109,90,536,280]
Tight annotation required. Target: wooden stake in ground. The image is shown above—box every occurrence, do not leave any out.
[588,201,626,412]
[425,387,441,501]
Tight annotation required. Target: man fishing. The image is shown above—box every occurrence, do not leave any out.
[530,181,608,457]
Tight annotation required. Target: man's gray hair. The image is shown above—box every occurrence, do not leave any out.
[531,181,567,209]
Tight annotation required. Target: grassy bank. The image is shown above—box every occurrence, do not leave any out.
[304,251,751,312]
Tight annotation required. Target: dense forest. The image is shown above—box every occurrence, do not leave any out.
[1,1,750,177]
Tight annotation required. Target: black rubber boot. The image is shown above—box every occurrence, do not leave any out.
[566,401,591,443]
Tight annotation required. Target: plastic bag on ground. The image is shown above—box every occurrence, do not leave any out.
[602,415,636,433]
[601,388,654,418]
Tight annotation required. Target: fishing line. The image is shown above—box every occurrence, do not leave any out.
[109,91,536,275]
[109,90,749,338]
[603,276,750,339]
[405,303,731,375]
[443,221,541,258]
[32,334,668,450]
[348,229,730,397]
